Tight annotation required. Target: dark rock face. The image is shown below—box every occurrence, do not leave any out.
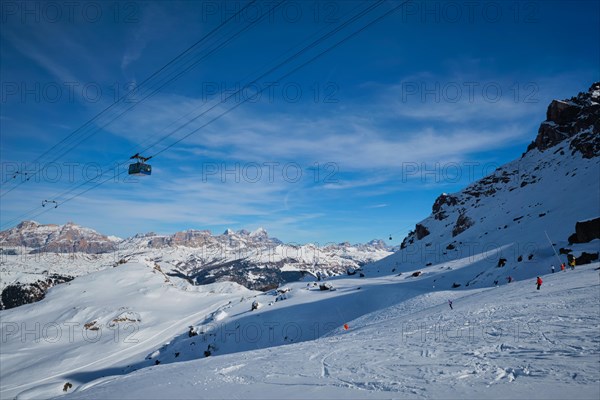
[568,218,600,244]
[547,99,581,124]
[0,274,74,310]
[528,82,600,157]
[570,127,600,158]
[175,258,312,292]
[432,194,458,220]
[576,252,599,265]
[400,235,413,250]
[452,212,474,237]
[415,224,430,240]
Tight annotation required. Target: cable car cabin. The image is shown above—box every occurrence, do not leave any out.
[128,162,152,176]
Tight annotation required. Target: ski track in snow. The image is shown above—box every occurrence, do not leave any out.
[0,299,233,396]
[59,265,599,399]
[0,262,597,400]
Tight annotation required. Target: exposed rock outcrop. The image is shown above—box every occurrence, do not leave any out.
[415,224,430,240]
[432,193,458,220]
[568,217,600,244]
[1,274,74,310]
[452,212,474,237]
[527,82,600,158]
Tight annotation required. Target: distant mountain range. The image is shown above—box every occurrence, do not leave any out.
[0,222,395,309]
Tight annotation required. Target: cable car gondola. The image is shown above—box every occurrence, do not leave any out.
[128,153,152,176]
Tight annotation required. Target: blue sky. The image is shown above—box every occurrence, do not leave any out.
[1,0,598,244]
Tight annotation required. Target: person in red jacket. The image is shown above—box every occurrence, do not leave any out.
[536,276,543,290]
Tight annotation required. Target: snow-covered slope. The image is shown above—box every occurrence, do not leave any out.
[367,82,600,286]
[0,260,258,399]
[2,258,598,399]
[67,264,600,400]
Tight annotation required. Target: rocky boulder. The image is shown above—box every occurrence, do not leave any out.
[568,218,600,244]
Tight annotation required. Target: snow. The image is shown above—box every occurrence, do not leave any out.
[368,137,600,288]
[0,261,257,399]
[279,263,300,272]
[249,227,268,237]
[1,92,598,399]
[1,254,598,399]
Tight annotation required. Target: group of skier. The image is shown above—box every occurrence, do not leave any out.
[448,256,580,309]
[508,257,578,292]
[552,258,576,273]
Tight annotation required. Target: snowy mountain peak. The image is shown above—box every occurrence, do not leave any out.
[249,227,268,238]
[365,239,390,250]
[16,220,42,229]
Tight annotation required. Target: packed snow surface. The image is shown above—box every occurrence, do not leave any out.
[0,257,598,399]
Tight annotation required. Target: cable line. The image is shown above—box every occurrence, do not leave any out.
[1,0,412,230]
[1,0,260,192]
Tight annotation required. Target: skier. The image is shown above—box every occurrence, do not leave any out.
[536,276,543,290]
[507,276,513,283]
[551,265,555,273]
[448,299,453,310]
[560,263,566,272]
[570,257,576,270]
[251,300,259,311]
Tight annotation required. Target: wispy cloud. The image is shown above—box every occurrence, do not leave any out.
[366,204,388,209]
[100,91,534,171]
[4,32,78,83]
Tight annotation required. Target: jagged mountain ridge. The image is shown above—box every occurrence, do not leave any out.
[369,82,600,285]
[0,220,120,254]
[1,221,392,255]
[0,222,394,309]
